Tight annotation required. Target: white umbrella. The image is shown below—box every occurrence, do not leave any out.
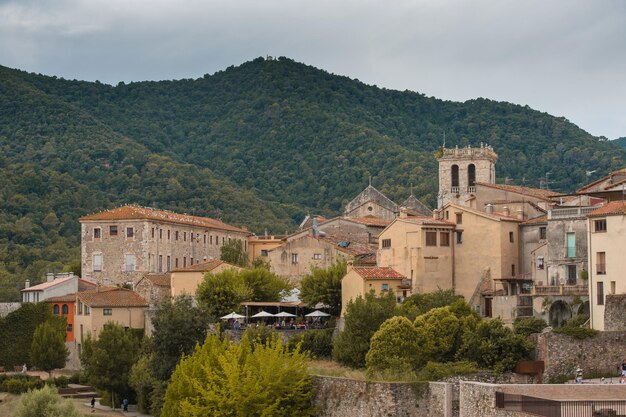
[221,312,245,320]
[305,310,331,317]
[251,310,275,318]
[274,311,296,318]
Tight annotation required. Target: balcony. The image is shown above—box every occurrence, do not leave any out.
[548,206,599,220]
[451,186,459,194]
[399,278,412,289]
[532,285,588,296]
[467,186,476,193]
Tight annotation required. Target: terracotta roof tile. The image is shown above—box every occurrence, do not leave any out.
[522,215,548,225]
[348,216,393,227]
[44,294,77,303]
[80,205,250,234]
[22,276,76,292]
[77,288,148,308]
[317,234,378,257]
[401,215,455,226]
[587,201,626,217]
[145,274,171,287]
[475,182,559,201]
[172,259,241,273]
[353,267,405,280]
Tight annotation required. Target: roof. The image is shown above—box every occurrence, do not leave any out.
[21,276,95,292]
[316,234,378,257]
[172,259,240,273]
[347,216,393,227]
[345,185,398,214]
[401,194,432,216]
[400,215,455,226]
[522,215,548,225]
[577,168,626,193]
[586,201,626,217]
[475,182,558,201]
[144,274,171,287]
[80,205,250,234]
[442,202,523,223]
[44,294,77,303]
[352,267,405,280]
[77,287,149,308]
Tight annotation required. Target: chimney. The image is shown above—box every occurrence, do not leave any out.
[24,280,30,289]
[516,209,524,220]
[347,260,354,273]
[485,204,494,214]
[399,207,408,219]
[433,209,440,220]
[46,273,54,283]
[503,206,510,217]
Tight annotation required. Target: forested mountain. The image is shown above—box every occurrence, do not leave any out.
[613,137,626,149]
[1,56,625,299]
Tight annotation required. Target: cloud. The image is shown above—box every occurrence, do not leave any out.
[0,0,624,138]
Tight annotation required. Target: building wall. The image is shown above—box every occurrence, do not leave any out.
[345,201,396,221]
[74,304,146,346]
[268,237,353,282]
[247,236,284,263]
[22,276,80,303]
[50,302,75,342]
[377,220,454,295]
[472,186,548,216]
[546,217,588,286]
[520,224,545,278]
[588,214,626,330]
[81,219,248,286]
[340,269,406,316]
[171,263,243,298]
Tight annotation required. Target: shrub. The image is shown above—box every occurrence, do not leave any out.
[513,317,548,337]
[413,307,461,362]
[14,385,81,417]
[366,316,428,376]
[553,326,598,340]
[415,361,479,381]
[287,329,334,359]
[399,289,464,320]
[0,375,44,394]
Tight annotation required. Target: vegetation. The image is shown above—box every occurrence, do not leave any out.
[1,58,625,299]
[29,318,69,376]
[333,291,397,368]
[287,328,334,359]
[161,331,314,417]
[0,375,44,394]
[80,323,141,408]
[299,261,346,316]
[13,385,81,417]
[553,314,597,339]
[0,303,54,368]
[220,239,248,267]
[399,289,465,320]
[415,361,479,381]
[513,317,548,337]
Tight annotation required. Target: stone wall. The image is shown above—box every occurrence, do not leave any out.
[0,303,20,317]
[604,294,626,331]
[311,376,452,417]
[534,329,626,381]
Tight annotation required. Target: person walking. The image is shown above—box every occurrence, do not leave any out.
[620,359,626,384]
[91,396,96,409]
[575,364,583,384]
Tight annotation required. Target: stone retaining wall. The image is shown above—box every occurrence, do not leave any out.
[534,330,626,381]
[605,295,626,331]
[0,303,20,318]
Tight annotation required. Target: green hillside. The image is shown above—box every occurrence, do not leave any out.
[613,137,626,149]
[1,56,625,299]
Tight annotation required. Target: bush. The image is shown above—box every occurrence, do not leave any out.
[415,361,479,381]
[14,385,81,417]
[366,316,428,376]
[399,289,464,320]
[0,375,44,394]
[287,329,334,359]
[413,307,462,363]
[513,317,548,337]
[553,326,598,340]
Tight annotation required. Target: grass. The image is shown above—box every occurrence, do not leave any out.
[308,360,368,380]
[0,394,19,417]
[0,394,125,417]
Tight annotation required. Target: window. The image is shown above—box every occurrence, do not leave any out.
[440,232,450,247]
[445,211,449,220]
[175,258,179,268]
[159,255,163,272]
[167,256,171,271]
[382,239,392,248]
[597,281,604,305]
[291,253,299,264]
[94,228,101,239]
[451,164,459,188]
[103,308,112,316]
[183,257,187,267]
[468,164,476,187]
[85,306,90,316]
[566,232,575,258]
[126,227,134,238]
[511,264,516,277]
[204,235,206,244]
[93,254,102,272]
[313,253,322,260]
[125,254,136,272]
[594,219,607,232]
[160,229,163,240]
[78,302,83,315]
[456,231,463,244]
[426,231,437,246]
[597,252,606,274]
[261,250,268,256]
[567,265,576,285]
[109,225,118,236]
[456,213,463,224]
[152,227,155,238]
[67,324,72,333]
[611,281,616,295]
[509,231,514,243]
[539,227,547,240]
[168,230,171,240]
[222,237,225,245]
[537,256,544,270]
[191,232,194,240]
[176,231,179,240]
[184,232,187,241]
[191,257,194,265]
[53,305,60,315]
[381,283,389,291]
[210,235,213,245]
[62,304,68,315]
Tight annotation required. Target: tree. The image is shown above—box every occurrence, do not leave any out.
[30,318,69,377]
[241,268,293,302]
[161,331,314,417]
[299,261,346,316]
[220,239,248,267]
[150,295,211,380]
[413,307,462,363]
[14,385,81,417]
[513,317,548,337]
[196,269,253,319]
[399,289,464,319]
[366,316,429,376]
[80,323,141,408]
[333,291,397,368]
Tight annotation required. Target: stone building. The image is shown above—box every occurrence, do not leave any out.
[344,183,400,220]
[80,205,251,286]
[436,144,497,208]
[341,264,409,316]
[170,260,242,298]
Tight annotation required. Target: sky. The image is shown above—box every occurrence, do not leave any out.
[1,0,625,139]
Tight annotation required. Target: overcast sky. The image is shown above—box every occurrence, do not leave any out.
[1,0,624,139]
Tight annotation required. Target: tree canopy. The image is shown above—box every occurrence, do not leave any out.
[299,261,345,316]
[30,318,69,376]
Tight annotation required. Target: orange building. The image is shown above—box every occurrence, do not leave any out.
[46,294,77,342]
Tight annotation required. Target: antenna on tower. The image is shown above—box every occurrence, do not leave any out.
[369,175,372,187]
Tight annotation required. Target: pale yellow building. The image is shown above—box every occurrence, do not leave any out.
[74,287,148,353]
[587,201,626,330]
[247,234,286,264]
[377,210,455,295]
[170,260,243,298]
[341,264,409,316]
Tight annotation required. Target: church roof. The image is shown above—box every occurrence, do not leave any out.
[401,194,432,216]
[344,185,398,214]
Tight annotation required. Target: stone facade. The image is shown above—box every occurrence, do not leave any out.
[533,329,626,382]
[603,294,626,331]
[546,215,588,286]
[80,206,250,286]
[437,145,497,208]
[0,303,20,317]
[344,185,399,220]
[311,376,451,417]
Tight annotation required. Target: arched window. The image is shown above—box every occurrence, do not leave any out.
[451,165,459,188]
[53,305,60,315]
[62,304,69,315]
[468,164,476,187]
